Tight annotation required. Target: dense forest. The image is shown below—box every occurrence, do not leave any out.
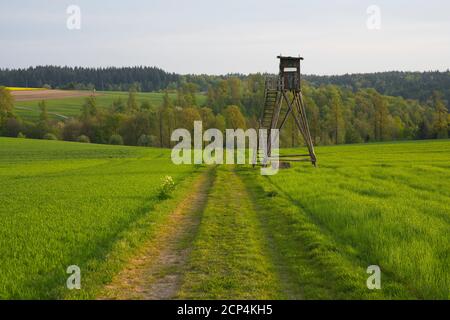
[1,72,448,148]
[304,71,450,103]
[202,76,449,145]
[0,66,448,147]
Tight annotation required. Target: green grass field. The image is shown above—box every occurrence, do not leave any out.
[0,137,201,299]
[0,137,449,299]
[240,140,450,299]
[13,91,207,120]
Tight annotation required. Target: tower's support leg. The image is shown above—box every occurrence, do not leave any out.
[294,92,317,166]
[266,92,283,160]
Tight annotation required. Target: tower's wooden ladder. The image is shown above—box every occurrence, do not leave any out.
[261,89,279,129]
[255,77,281,164]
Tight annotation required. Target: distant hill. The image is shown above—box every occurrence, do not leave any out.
[304,71,450,103]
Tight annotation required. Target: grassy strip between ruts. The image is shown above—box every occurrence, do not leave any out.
[64,166,206,299]
[178,166,284,299]
[236,166,417,299]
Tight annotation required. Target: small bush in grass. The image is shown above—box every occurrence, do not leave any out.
[43,133,58,140]
[17,132,26,139]
[137,134,153,147]
[109,134,124,145]
[158,176,175,199]
[76,135,90,143]
[266,190,278,198]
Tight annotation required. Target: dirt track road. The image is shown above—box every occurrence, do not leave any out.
[98,169,214,300]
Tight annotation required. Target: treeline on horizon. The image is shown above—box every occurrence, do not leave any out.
[0,66,179,92]
[1,65,450,103]
[305,70,450,103]
[0,73,448,148]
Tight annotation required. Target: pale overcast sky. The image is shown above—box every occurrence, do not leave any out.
[0,0,449,75]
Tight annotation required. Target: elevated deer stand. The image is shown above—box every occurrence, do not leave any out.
[256,55,317,167]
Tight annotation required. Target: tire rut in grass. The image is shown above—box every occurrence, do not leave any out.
[98,168,214,300]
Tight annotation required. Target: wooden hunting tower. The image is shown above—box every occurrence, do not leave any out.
[256,55,317,166]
